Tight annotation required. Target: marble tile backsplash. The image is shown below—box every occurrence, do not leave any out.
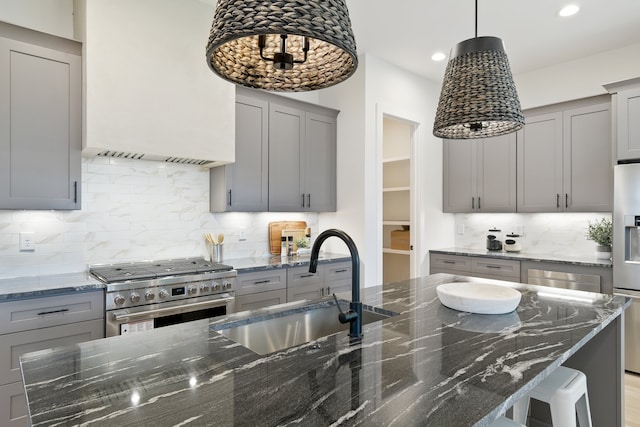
[454,212,612,258]
[0,157,318,279]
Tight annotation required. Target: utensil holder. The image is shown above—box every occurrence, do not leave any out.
[210,244,223,262]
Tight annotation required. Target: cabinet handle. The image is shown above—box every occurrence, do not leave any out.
[321,288,325,296]
[478,197,481,210]
[73,181,78,204]
[228,189,232,206]
[556,193,560,208]
[326,286,331,294]
[333,269,348,273]
[565,193,568,208]
[37,308,69,316]
[472,197,475,209]
[443,260,456,264]
[300,273,315,278]
[485,265,502,269]
[307,193,311,208]
[301,193,305,208]
[253,280,271,284]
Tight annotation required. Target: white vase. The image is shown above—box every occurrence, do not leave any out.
[595,245,612,260]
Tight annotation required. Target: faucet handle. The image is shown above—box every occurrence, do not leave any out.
[332,293,358,324]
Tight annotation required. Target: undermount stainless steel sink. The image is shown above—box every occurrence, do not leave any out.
[215,301,398,355]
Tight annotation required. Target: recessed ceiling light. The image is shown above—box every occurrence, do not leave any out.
[431,52,446,62]
[559,4,580,17]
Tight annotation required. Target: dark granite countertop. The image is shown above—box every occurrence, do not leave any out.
[20,274,628,426]
[0,272,104,302]
[431,247,612,268]
[229,252,350,273]
[0,253,349,302]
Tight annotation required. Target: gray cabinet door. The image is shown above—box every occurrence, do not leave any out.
[210,95,269,212]
[563,102,612,212]
[303,112,337,211]
[0,29,81,210]
[517,112,564,212]
[616,87,640,161]
[269,103,305,211]
[477,133,517,212]
[443,139,475,212]
[0,381,27,427]
[235,290,287,312]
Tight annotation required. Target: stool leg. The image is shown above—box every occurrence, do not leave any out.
[576,393,593,427]
[512,398,529,424]
[549,396,577,427]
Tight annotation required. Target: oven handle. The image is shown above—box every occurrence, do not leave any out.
[112,296,235,322]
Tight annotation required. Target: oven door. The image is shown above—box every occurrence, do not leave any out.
[106,293,234,337]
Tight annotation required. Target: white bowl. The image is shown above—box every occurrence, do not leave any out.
[436,282,521,315]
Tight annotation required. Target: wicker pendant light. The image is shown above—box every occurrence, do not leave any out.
[206,0,358,92]
[433,0,524,139]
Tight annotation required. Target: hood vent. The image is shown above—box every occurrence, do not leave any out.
[97,151,214,166]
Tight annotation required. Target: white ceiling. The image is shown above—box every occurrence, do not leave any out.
[346,0,640,83]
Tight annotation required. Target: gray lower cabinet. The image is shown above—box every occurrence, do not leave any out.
[210,94,269,212]
[234,269,287,313]
[287,262,351,302]
[0,291,104,427]
[443,134,517,213]
[517,96,612,212]
[429,253,520,282]
[0,22,81,210]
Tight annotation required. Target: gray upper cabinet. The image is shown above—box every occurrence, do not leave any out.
[518,96,611,212]
[443,133,516,213]
[0,22,81,210]
[215,87,338,213]
[614,86,640,161]
[210,95,269,212]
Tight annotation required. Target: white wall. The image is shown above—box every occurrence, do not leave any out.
[515,41,640,109]
[0,0,73,38]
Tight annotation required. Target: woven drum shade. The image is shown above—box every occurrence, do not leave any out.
[433,36,524,139]
[206,0,358,92]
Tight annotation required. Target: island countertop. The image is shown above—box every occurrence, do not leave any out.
[20,274,629,426]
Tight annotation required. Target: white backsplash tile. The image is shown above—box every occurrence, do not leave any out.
[454,212,612,257]
[0,157,318,279]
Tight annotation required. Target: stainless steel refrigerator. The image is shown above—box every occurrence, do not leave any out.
[614,163,640,374]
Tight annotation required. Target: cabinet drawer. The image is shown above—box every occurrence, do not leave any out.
[236,270,287,296]
[287,265,323,287]
[0,318,104,386]
[324,262,351,282]
[430,254,471,273]
[0,291,104,335]
[470,258,521,280]
[235,289,287,312]
[0,381,27,427]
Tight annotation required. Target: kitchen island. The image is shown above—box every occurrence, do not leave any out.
[20,273,628,426]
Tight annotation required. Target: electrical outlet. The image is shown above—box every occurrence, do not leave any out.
[19,232,35,251]
[457,224,465,235]
[239,231,247,241]
[514,225,524,236]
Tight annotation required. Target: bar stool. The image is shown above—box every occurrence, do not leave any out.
[489,416,525,427]
[513,366,592,427]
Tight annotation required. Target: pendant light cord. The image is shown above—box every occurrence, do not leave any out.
[475,0,478,38]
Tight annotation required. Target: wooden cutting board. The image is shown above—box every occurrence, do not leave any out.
[269,221,307,254]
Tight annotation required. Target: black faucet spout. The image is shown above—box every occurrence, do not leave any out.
[309,229,362,340]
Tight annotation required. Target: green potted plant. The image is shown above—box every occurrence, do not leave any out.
[587,218,612,260]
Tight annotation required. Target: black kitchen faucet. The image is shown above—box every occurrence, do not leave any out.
[309,229,363,340]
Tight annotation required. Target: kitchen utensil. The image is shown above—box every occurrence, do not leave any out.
[218,233,224,244]
[504,234,522,252]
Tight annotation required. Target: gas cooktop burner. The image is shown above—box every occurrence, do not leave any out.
[90,258,234,283]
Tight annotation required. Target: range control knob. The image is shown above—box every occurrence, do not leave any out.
[145,291,155,301]
[159,289,170,299]
[187,285,197,295]
[114,294,126,306]
[212,281,221,291]
[223,280,233,290]
[130,292,141,304]
[200,283,211,293]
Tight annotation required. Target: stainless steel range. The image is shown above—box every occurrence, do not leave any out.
[90,258,236,337]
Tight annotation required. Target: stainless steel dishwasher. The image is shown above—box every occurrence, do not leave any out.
[527,268,601,293]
